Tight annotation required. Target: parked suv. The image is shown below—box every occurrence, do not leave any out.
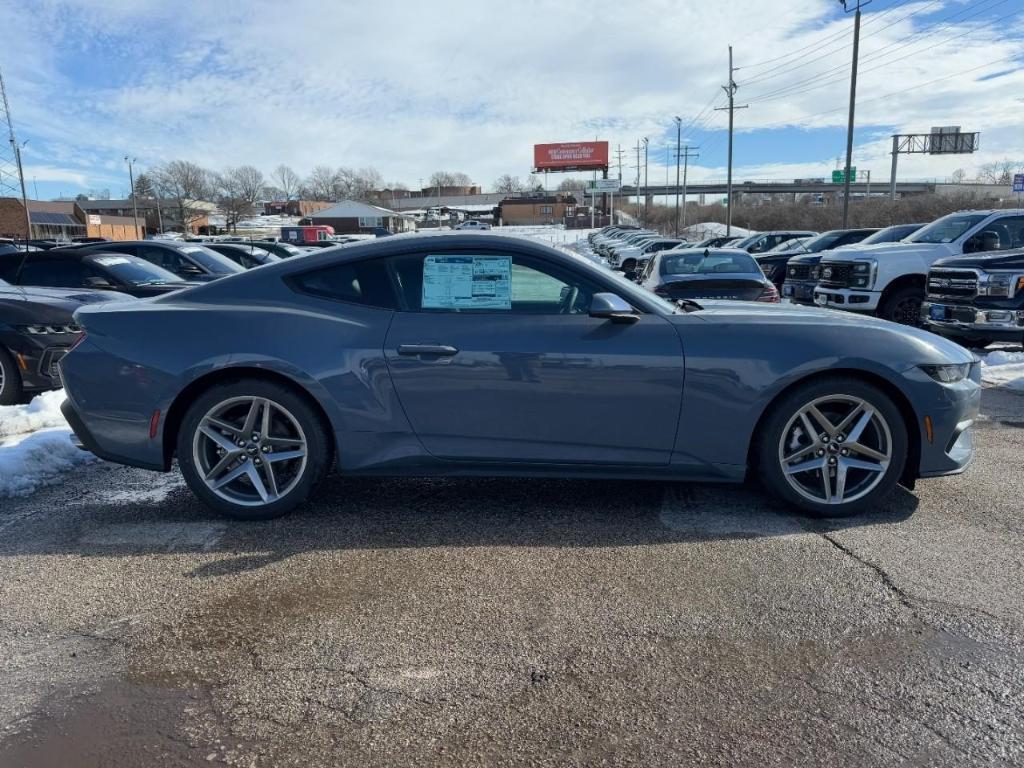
[921,252,1024,348]
[814,210,1024,324]
[762,228,876,297]
[730,230,817,254]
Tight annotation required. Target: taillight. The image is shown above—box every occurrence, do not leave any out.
[68,330,87,352]
[756,284,780,303]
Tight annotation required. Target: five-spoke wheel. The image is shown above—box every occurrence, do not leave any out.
[758,378,907,517]
[178,380,330,519]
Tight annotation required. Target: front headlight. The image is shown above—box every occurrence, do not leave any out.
[920,363,970,383]
[978,273,1011,297]
[850,259,877,289]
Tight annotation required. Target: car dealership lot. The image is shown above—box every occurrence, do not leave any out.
[0,387,1022,766]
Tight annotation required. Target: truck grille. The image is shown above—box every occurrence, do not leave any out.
[787,263,812,280]
[927,268,977,299]
[818,262,851,287]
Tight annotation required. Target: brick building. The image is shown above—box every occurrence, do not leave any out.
[78,198,212,235]
[0,198,144,241]
[497,195,577,226]
[308,200,416,234]
[263,200,333,217]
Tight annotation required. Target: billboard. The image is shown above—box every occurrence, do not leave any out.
[534,141,609,172]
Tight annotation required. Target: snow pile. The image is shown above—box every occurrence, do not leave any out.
[680,222,752,240]
[0,390,96,497]
[979,349,1024,391]
[0,390,68,438]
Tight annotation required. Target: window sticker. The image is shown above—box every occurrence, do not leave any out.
[422,255,511,309]
[93,256,131,266]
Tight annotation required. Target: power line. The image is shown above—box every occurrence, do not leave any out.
[742,0,1009,103]
[744,6,1019,106]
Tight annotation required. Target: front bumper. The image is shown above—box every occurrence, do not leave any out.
[813,286,880,312]
[782,279,817,304]
[903,363,981,479]
[1,334,73,392]
[921,301,1024,343]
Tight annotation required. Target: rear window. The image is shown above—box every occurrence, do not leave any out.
[661,251,759,275]
[290,259,397,309]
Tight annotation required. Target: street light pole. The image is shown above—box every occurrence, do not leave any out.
[674,117,682,236]
[125,156,140,236]
[642,137,649,227]
[840,0,869,228]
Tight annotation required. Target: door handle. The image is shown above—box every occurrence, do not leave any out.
[397,344,459,357]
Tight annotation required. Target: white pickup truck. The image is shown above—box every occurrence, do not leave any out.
[813,210,1024,324]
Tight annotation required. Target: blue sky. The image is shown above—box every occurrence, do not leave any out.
[1,0,1022,200]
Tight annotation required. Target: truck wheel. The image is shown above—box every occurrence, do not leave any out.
[879,286,923,326]
[621,258,637,272]
[0,347,24,406]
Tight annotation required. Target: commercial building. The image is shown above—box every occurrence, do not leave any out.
[307,200,415,234]
[78,198,214,235]
[497,195,577,226]
[263,200,333,217]
[0,198,143,240]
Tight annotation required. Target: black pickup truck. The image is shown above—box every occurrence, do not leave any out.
[921,251,1024,348]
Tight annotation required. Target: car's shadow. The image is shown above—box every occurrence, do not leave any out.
[0,469,918,576]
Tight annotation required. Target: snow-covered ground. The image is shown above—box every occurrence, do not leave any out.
[0,391,96,497]
[978,349,1024,391]
[496,225,600,249]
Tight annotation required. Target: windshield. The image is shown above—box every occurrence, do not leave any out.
[909,213,987,244]
[661,251,759,275]
[179,245,245,274]
[730,234,759,249]
[859,224,922,244]
[90,255,183,284]
[767,238,807,253]
[280,244,304,256]
[791,231,846,253]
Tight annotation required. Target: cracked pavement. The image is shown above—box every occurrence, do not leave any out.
[0,387,1023,767]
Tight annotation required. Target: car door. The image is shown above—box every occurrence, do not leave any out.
[383,247,685,465]
[18,255,90,289]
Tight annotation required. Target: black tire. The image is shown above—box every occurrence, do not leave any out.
[879,286,924,326]
[177,378,332,520]
[756,377,908,518]
[0,347,24,406]
[621,258,637,272]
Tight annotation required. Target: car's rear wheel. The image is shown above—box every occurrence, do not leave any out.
[880,286,923,326]
[757,378,907,517]
[0,347,24,406]
[177,379,331,520]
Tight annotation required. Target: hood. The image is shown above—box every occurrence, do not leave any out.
[676,300,973,363]
[787,253,825,265]
[933,251,1024,270]
[0,284,130,306]
[821,241,927,263]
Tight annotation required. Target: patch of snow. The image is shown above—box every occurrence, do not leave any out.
[979,349,1024,391]
[0,390,97,497]
[0,427,96,497]
[0,390,69,439]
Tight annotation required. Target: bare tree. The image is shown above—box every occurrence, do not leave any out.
[215,165,265,232]
[557,178,585,193]
[152,160,213,233]
[976,159,1023,185]
[306,166,339,201]
[272,164,302,200]
[493,174,524,194]
[950,168,966,184]
[429,170,473,189]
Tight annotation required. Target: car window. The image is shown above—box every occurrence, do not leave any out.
[89,255,180,285]
[661,251,759,275]
[138,245,185,273]
[909,214,988,244]
[20,256,90,287]
[977,215,1024,251]
[290,258,397,309]
[390,252,600,314]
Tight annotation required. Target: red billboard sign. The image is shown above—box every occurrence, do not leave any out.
[533,141,609,172]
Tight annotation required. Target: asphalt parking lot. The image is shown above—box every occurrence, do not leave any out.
[1,386,1023,767]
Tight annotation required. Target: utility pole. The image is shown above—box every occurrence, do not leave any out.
[673,117,682,236]
[614,144,625,182]
[716,45,747,236]
[635,140,642,224]
[642,137,649,226]
[680,146,699,232]
[0,67,31,242]
[125,156,140,236]
[840,0,870,228]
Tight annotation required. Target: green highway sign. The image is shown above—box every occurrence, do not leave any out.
[832,167,857,183]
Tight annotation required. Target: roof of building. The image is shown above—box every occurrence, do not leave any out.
[308,200,401,219]
[29,211,83,227]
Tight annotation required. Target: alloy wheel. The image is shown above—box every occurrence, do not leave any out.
[777,394,893,505]
[192,396,308,507]
[891,297,922,326]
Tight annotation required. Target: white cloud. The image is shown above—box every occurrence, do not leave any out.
[2,0,1022,193]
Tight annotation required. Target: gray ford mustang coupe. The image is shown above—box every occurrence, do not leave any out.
[59,232,980,520]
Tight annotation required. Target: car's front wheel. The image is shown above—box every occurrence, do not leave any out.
[0,347,24,406]
[177,379,332,520]
[880,286,923,326]
[757,377,908,517]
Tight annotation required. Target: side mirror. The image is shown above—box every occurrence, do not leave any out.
[84,276,112,288]
[590,292,639,324]
[963,236,980,254]
[178,264,203,276]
